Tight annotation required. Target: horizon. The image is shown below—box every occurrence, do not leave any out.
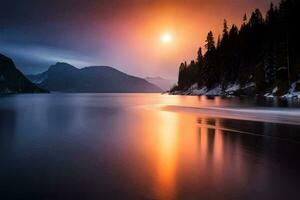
[0,0,278,79]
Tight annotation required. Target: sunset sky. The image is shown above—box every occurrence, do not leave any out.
[0,0,279,79]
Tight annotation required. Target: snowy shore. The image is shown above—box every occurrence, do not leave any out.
[169,80,300,99]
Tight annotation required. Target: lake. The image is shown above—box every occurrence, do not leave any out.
[1,94,300,200]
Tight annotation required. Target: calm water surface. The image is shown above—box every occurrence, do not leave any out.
[1,94,300,200]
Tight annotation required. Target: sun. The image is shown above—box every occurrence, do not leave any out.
[161,33,173,44]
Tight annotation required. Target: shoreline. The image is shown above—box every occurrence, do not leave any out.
[168,81,300,100]
[168,92,300,101]
[168,92,300,100]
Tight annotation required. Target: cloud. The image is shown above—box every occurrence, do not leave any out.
[0,43,95,70]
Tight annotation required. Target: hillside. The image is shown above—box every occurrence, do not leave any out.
[27,63,162,93]
[0,54,47,93]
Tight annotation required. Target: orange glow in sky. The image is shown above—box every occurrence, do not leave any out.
[1,0,279,78]
[97,0,277,79]
[161,33,173,43]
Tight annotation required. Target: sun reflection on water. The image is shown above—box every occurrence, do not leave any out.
[155,111,179,200]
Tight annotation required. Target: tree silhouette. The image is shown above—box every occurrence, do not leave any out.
[205,31,215,52]
[171,0,300,97]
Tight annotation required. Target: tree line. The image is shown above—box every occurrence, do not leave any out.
[172,0,300,96]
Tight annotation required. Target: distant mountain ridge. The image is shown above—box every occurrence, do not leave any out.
[27,62,162,93]
[145,76,175,91]
[0,54,47,93]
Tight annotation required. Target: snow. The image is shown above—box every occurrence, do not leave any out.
[175,82,255,96]
[281,80,300,99]
[184,84,208,95]
[171,84,223,96]
[272,87,278,94]
[264,86,278,98]
[189,83,198,90]
[193,87,208,95]
[170,82,255,97]
[169,80,300,100]
[206,85,222,96]
[244,82,255,88]
[225,83,240,94]
[282,93,300,99]
[264,93,274,98]
[263,81,300,99]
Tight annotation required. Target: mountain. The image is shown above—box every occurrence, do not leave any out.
[27,62,162,93]
[0,54,47,93]
[145,76,175,91]
[171,0,300,98]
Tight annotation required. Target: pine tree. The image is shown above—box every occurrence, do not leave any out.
[217,35,221,48]
[205,31,215,52]
[223,19,229,38]
[197,47,203,64]
[249,9,264,26]
[243,14,247,23]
